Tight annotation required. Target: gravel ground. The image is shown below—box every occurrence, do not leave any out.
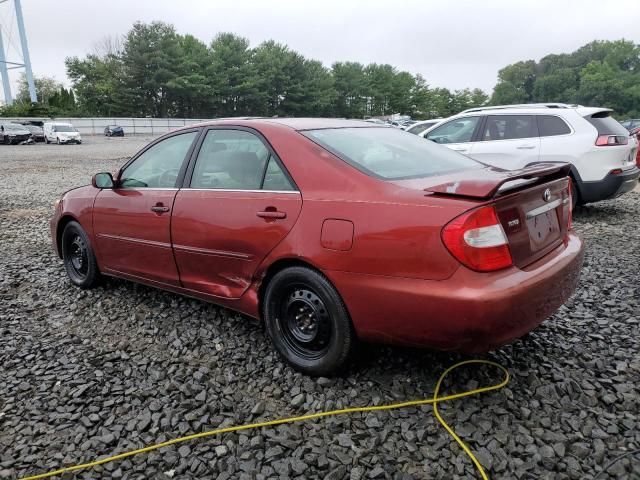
[1,136,638,480]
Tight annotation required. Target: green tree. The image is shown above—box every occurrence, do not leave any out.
[16,73,63,104]
[331,62,367,118]
[118,21,182,117]
[66,53,123,116]
[208,32,259,117]
[168,34,213,117]
[491,60,537,104]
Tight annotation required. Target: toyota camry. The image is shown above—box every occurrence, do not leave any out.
[50,119,584,375]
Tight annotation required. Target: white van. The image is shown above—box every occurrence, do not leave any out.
[43,122,82,145]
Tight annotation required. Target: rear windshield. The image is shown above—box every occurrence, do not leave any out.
[304,127,481,180]
[585,112,628,136]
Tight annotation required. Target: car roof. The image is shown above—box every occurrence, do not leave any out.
[190,117,375,131]
[458,104,612,117]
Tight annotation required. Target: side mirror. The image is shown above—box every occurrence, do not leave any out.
[92,172,114,189]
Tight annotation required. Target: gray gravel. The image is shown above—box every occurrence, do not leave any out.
[1,136,639,479]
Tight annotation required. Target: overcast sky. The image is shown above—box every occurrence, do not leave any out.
[1,0,639,99]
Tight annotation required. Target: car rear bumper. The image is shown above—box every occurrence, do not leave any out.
[326,231,584,353]
[578,166,639,203]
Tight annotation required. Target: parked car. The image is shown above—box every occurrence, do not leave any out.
[620,119,640,131]
[421,103,639,208]
[0,123,32,144]
[406,118,445,135]
[51,118,584,375]
[43,122,82,144]
[19,124,45,142]
[104,125,124,137]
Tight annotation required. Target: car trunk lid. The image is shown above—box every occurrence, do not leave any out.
[420,164,572,269]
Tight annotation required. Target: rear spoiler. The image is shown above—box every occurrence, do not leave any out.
[425,163,572,199]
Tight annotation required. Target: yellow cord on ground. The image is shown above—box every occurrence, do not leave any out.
[21,359,509,480]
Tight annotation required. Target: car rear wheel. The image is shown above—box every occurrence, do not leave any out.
[570,178,579,209]
[61,221,100,289]
[263,266,354,376]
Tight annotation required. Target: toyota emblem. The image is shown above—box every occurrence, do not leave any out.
[543,188,552,202]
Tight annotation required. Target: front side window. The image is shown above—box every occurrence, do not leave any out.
[120,131,197,188]
[482,115,536,141]
[190,129,294,190]
[407,122,436,135]
[426,116,480,144]
[538,115,571,137]
[304,127,481,180]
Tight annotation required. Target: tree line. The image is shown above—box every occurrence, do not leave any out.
[492,39,640,118]
[1,22,488,119]
[1,22,638,120]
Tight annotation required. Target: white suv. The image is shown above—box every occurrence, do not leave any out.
[421,103,639,207]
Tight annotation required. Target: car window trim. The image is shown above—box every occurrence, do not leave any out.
[117,127,202,189]
[182,125,299,192]
[186,188,301,194]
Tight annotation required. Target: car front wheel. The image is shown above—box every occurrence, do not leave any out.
[263,266,354,376]
[61,221,101,289]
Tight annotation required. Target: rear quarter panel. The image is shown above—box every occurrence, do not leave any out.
[254,123,484,281]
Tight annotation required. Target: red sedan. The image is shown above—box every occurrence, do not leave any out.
[50,119,584,375]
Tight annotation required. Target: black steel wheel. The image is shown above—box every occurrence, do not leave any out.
[61,221,100,288]
[264,266,354,376]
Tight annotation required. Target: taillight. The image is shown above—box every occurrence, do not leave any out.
[595,135,628,146]
[566,179,573,231]
[441,205,513,272]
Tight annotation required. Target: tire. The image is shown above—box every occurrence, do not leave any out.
[3,136,9,145]
[570,178,579,210]
[61,221,101,289]
[263,266,354,376]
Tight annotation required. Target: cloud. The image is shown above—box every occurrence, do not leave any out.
[2,0,639,100]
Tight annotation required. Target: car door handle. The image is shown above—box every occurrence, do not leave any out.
[452,148,468,153]
[257,210,286,219]
[151,205,170,213]
[517,145,536,149]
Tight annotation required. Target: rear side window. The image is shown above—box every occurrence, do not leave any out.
[481,115,536,141]
[585,112,629,136]
[304,127,482,180]
[537,116,571,137]
[190,129,295,191]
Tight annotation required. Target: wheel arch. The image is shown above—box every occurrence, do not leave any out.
[256,257,351,323]
[55,214,80,258]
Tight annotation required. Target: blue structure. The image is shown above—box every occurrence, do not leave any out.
[0,0,37,105]
[0,25,12,104]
